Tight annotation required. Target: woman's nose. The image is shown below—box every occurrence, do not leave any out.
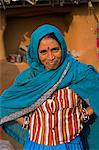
[48,52,55,60]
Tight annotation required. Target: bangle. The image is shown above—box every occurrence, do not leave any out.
[81,108,90,123]
[22,116,30,129]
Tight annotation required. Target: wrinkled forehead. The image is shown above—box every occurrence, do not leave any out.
[38,33,62,50]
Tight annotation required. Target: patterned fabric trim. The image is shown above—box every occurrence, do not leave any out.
[0,63,70,125]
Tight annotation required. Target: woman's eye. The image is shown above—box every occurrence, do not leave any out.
[52,47,60,52]
[40,50,47,55]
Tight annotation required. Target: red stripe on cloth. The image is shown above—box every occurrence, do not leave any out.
[68,109,74,140]
[54,111,60,144]
[96,28,99,31]
[97,39,99,47]
[34,111,41,143]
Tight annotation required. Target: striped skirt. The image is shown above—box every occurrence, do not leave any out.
[24,135,83,150]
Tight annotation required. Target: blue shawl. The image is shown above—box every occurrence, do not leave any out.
[0,24,99,145]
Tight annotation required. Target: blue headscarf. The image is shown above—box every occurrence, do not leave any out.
[0,24,99,144]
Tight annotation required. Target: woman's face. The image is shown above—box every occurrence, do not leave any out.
[38,37,62,70]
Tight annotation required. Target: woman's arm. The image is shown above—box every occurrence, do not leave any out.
[17,115,30,129]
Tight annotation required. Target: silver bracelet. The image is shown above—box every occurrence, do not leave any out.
[81,108,90,123]
[22,116,30,129]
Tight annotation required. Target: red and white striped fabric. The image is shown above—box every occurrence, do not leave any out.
[29,87,83,146]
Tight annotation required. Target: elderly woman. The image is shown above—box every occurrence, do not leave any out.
[0,24,99,150]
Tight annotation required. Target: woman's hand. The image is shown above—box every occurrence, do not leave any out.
[86,106,94,116]
[80,106,94,123]
[17,117,24,125]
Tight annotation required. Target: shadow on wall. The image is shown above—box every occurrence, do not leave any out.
[0,60,28,93]
[0,60,28,150]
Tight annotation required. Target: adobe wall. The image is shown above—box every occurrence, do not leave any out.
[66,5,99,70]
[1,5,99,70]
[0,10,6,60]
[0,3,99,149]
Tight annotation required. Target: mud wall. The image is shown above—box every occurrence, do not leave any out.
[0,3,99,149]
